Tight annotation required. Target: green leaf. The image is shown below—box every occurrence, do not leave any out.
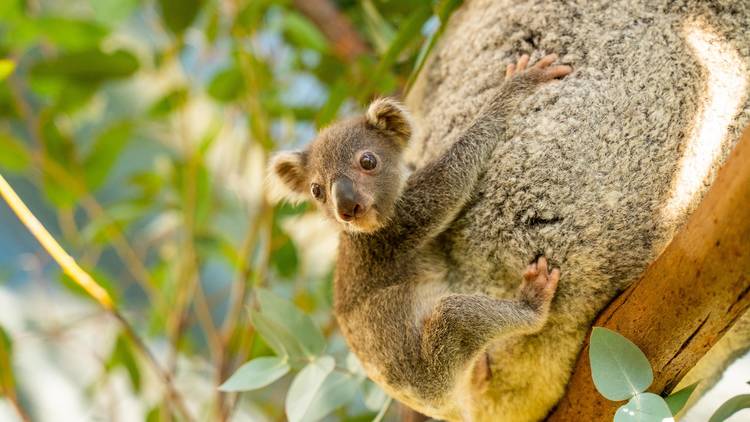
[107,334,141,393]
[298,371,362,422]
[614,392,674,422]
[363,380,388,411]
[148,87,188,118]
[0,133,29,172]
[32,49,139,83]
[157,0,205,35]
[361,0,396,54]
[709,394,750,422]
[207,67,244,102]
[84,121,133,190]
[407,0,463,91]
[219,356,290,392]
[0,59,15,81]
[256,288,326,357]
[281,11,329,53]
[361,3,432,101]
[665,381,699,416]
[90,0,138,25]
[250,310,303,359]
[34,17,109,51]
[285,356,335,422]
[0,325,14,395]
[589,327,653,401]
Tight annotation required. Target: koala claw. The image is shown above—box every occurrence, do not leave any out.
[505,53,572,82]
[520,256,560,309]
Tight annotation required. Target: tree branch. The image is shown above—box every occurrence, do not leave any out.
[547,126,750,420]
[292,0,369,61]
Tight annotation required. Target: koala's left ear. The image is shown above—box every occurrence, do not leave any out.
[266,150,309,204]
[366,97,412,146]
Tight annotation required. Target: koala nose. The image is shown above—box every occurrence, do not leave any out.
[334,177,365,221]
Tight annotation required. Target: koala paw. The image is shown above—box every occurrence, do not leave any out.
[505,53,572,83]
[519,256,560,311]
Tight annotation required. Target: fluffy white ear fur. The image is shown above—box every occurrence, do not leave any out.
[366,97,413,146]
[265,151,309,204]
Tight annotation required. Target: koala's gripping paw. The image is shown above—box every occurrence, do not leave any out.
[519,256,560,312]
[505,53,572,82]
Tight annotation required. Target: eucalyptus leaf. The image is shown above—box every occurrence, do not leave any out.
[219,356,290,392]
[208,67,244,102]
[281,12,329,53]
[285,356,335,422]
[614,392,674,422]
[0,325,14,394]
[665,381,699,416]
[363,380,389,411]
[709,394,750,422]
[32,49,139,82]
[256,288,326,358]
[0,59,14,80]
[250,309,301,359]
[157,0,204,35]
[0,133,29,172]
[83,121,133,190]
[299,371,362,422]
[589,327,653,401]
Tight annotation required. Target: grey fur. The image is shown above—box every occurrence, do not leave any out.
[404,0,750,420]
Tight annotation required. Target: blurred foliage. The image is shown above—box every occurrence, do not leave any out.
[0,0,460,421]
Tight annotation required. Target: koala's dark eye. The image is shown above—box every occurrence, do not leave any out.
[311,183,324,200]
[359,152,377,171]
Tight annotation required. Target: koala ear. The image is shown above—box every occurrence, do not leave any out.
[366,97,412,146]
[266,150,309,203]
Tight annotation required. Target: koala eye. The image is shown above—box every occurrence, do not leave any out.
[359,152,377,171]
[310,183,324,200]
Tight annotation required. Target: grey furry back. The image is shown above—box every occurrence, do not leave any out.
[407,0,750,419]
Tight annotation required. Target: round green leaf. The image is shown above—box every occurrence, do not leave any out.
[219,356,290,392]
[256,288,326,357]
[709,394,750,422]
[615,392,674,422]
[286,356,335,422]
[589,327,653,401]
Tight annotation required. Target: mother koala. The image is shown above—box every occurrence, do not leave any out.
[404,0,750,420]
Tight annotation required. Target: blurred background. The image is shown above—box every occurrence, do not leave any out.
[0,0,462,420]
[1,1,749,421]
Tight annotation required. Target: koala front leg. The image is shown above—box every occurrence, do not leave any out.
[420,257,559,381]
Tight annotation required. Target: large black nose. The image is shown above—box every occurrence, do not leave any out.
[333,177,364,221]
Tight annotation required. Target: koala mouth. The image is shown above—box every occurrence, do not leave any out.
[340,207,382,233]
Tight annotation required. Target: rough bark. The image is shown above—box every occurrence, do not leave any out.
[547,126,750,420]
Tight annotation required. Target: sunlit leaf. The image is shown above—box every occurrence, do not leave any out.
[34,17,109,51]
[84,121,133,190]
[0,324,14,395]
[665,381,699,416]
[157,0,205,35]
[614,392,674,422]
[256,288,326,357]
[0,133,29,172]
[208,67,244,102]
[709,394,750,422]
[148,87,188,118]
[32,49,139,82]
[219,356,290,392]
[0,59,14,81]
[285,356,335,422]
[589,327,653,401]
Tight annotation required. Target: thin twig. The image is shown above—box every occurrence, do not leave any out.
[0,174,195,422]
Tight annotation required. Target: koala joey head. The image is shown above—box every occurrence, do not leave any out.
[268,98,412,233]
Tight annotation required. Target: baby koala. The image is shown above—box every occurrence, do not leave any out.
[269,54,569,420]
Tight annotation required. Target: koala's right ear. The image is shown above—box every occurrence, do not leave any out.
[266,150,309,203]
[366,97,412,147]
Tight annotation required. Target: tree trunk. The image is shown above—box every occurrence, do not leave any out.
[547,126,750,420]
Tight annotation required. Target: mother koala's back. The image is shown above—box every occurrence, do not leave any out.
[407,0,750,420]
